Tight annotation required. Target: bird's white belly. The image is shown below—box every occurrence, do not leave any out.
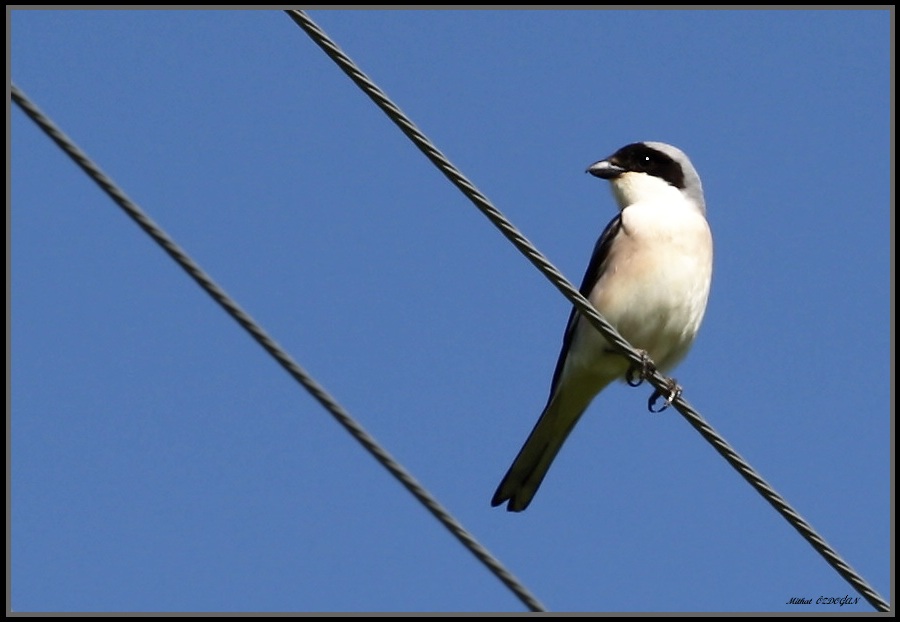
[572,204,712,377]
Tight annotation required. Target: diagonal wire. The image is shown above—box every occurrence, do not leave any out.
[10,82,546,614]
[285,9,891,613]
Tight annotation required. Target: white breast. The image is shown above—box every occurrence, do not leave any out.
[576,188,713,376]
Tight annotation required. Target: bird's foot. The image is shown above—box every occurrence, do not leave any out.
[648,377,682,413]
[626,351,681,413]
[625,350,656,387]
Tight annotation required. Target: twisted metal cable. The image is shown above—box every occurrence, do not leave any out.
[285,10,890,613]
[11,82,547,614]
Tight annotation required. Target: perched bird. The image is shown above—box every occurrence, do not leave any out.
[491,141,713,512]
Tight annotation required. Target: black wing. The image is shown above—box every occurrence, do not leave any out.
[544,213,622,403]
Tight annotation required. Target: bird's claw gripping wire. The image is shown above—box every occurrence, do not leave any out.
[648,378,682,413]
[626,350,681,413]
[625,349,655,387]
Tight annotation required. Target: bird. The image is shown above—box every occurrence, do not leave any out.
[491,141,713,512]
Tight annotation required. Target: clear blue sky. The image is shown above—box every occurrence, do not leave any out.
[10,8,891,614]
